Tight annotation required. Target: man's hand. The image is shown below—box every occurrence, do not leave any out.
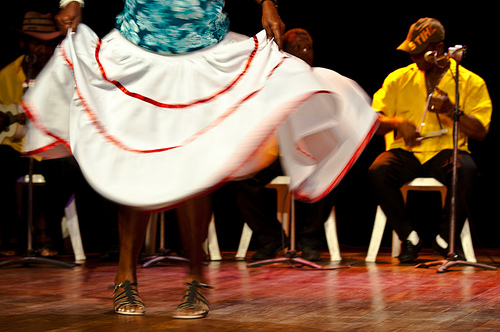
[428,87,488,141]
[55,1,83,35]
[259,0,285,50]
[17,112,27,126]
[395,120,421,148]
[377,113,420,148]
[429,87,454,117]
[0,111,8,132]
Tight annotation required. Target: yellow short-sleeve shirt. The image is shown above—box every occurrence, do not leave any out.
[372,59,492,164]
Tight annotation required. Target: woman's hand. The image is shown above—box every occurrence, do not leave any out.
[55,1,83,35]
[258,0,285,49]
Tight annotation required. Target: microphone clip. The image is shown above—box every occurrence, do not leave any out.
[425,45,467,65]
[448,45,467,62]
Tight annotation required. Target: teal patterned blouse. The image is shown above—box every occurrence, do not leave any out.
[115,0,230,54]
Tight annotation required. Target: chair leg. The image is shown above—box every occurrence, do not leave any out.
[392,231,401,257]
[461,219,477,263]
[235,223,253,260]
[324,207,341,261]
[205,214,221,261]
[64,195,86,261]
[144,213,158,256]
[366,206,387,262]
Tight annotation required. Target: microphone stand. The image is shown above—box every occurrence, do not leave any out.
[0,62,74,268]
[141,212,189,268]
[247,192,349,270]
[0,157,74,268]
[416,47,496,273]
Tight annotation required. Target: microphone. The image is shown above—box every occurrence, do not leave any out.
[424,51,437,63]
[448,45,466,61]
[424,51,448,63]
[424,45,467,63]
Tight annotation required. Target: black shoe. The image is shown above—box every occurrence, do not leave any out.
[398,240,421,263]
[301,247,321,261]
[100,248,120,262]
[252,239,285,260]
[432,240,466,261]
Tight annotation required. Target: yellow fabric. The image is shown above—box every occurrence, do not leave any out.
[0,55,26,152]
[251,134,279,172]
[373,58,492,164]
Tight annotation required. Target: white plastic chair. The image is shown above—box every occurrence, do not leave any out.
[365,178,476,263]
[18,175,85,261]
[61,194,86,261]
[365,132,476,263]
[235,176,342,261]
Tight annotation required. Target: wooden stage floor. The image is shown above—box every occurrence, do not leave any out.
[1,248,500,331]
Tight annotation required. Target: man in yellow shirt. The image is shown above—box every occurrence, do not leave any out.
[368,18,492,263]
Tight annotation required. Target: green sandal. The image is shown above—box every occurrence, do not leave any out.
[172,280,213,319]
[113,280,146,315]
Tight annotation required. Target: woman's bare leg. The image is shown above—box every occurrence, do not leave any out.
[113,205,150,315]
[175,195,211,282]
[173,194,212,318]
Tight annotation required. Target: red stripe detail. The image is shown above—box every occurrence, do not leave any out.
[21,48,75,156]
[174,57,287,146]
[22,140,64,156]
[222,90,334,181]
[59,42,288,154]
[293,119,380,202]
[22,101,72,154]
[74,82,265,154]
[61,47,74,71]
[94,36,259,109]
[267,57,286,79]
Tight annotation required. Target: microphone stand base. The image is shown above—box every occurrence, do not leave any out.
[246,250,349,270]
[140,248,190,268]
[0,253,76,269]
[416,257,497,273]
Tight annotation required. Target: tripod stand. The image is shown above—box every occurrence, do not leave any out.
[0,157,75,268]
[247,178,348,270]
[416,46,496,273]
[141,212,189,268]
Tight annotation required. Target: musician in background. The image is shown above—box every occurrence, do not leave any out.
[231,29,337,262]
[0,11,78,256]
[368,18,492,263]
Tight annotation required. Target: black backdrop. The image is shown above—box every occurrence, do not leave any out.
[1,1,497,251]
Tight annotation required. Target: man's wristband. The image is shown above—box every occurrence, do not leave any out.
[447,109,464,120]
[60,0,85,8]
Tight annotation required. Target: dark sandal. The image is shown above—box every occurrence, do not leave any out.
[113,280,146,315]
[172,280,213,319]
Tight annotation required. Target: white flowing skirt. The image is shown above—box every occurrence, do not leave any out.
[22,24,378,210]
